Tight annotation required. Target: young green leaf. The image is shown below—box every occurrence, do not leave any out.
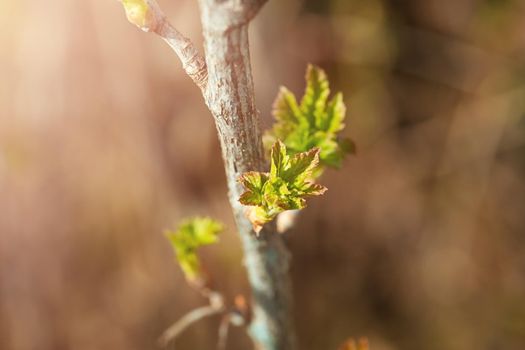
[239,172,269,206]
[301,64,330,127]
[238,141,327,232]
[165,217,223,282]
[264,64,355,173]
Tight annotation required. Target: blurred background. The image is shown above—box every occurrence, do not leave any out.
[1,0,525,349]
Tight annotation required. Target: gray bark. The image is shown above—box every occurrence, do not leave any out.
[198,3,296,348]
[119,0,296,348]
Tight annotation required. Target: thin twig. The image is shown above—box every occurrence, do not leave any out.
[217,314,231,350]
[158,304,223,347]
[157,20,208,92]
[119,0,295,348]
[118,0,208,91]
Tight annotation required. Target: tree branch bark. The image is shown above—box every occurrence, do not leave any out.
[120,0,208,92]
[197,3,296,345]
[156,19,208,92]
[120,1,296,348]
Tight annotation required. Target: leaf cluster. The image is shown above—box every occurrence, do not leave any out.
[264,64,355,171]
[165,217,223,281]
[239,141,327,232]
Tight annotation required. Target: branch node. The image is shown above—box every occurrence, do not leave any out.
[158,299,225,348]
[119,0,208,92]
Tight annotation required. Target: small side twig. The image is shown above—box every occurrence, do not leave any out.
[119,0,295,347]
[119,0,208,92]
[217,295,249,350]
[217,314,231,350]
[158,292,225,347]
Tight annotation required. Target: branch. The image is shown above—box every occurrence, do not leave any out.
[217,314,231,350]
[196,0,268,32]
[120,0,295,348]
[158,291,225,347]
[196,0,296,348]
[158,304,223,347]
[217,295,249,350]
[119,0,208,91]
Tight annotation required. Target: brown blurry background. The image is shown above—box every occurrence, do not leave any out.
[1,0,525,349]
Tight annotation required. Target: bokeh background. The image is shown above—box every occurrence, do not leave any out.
[1,0,525,349]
